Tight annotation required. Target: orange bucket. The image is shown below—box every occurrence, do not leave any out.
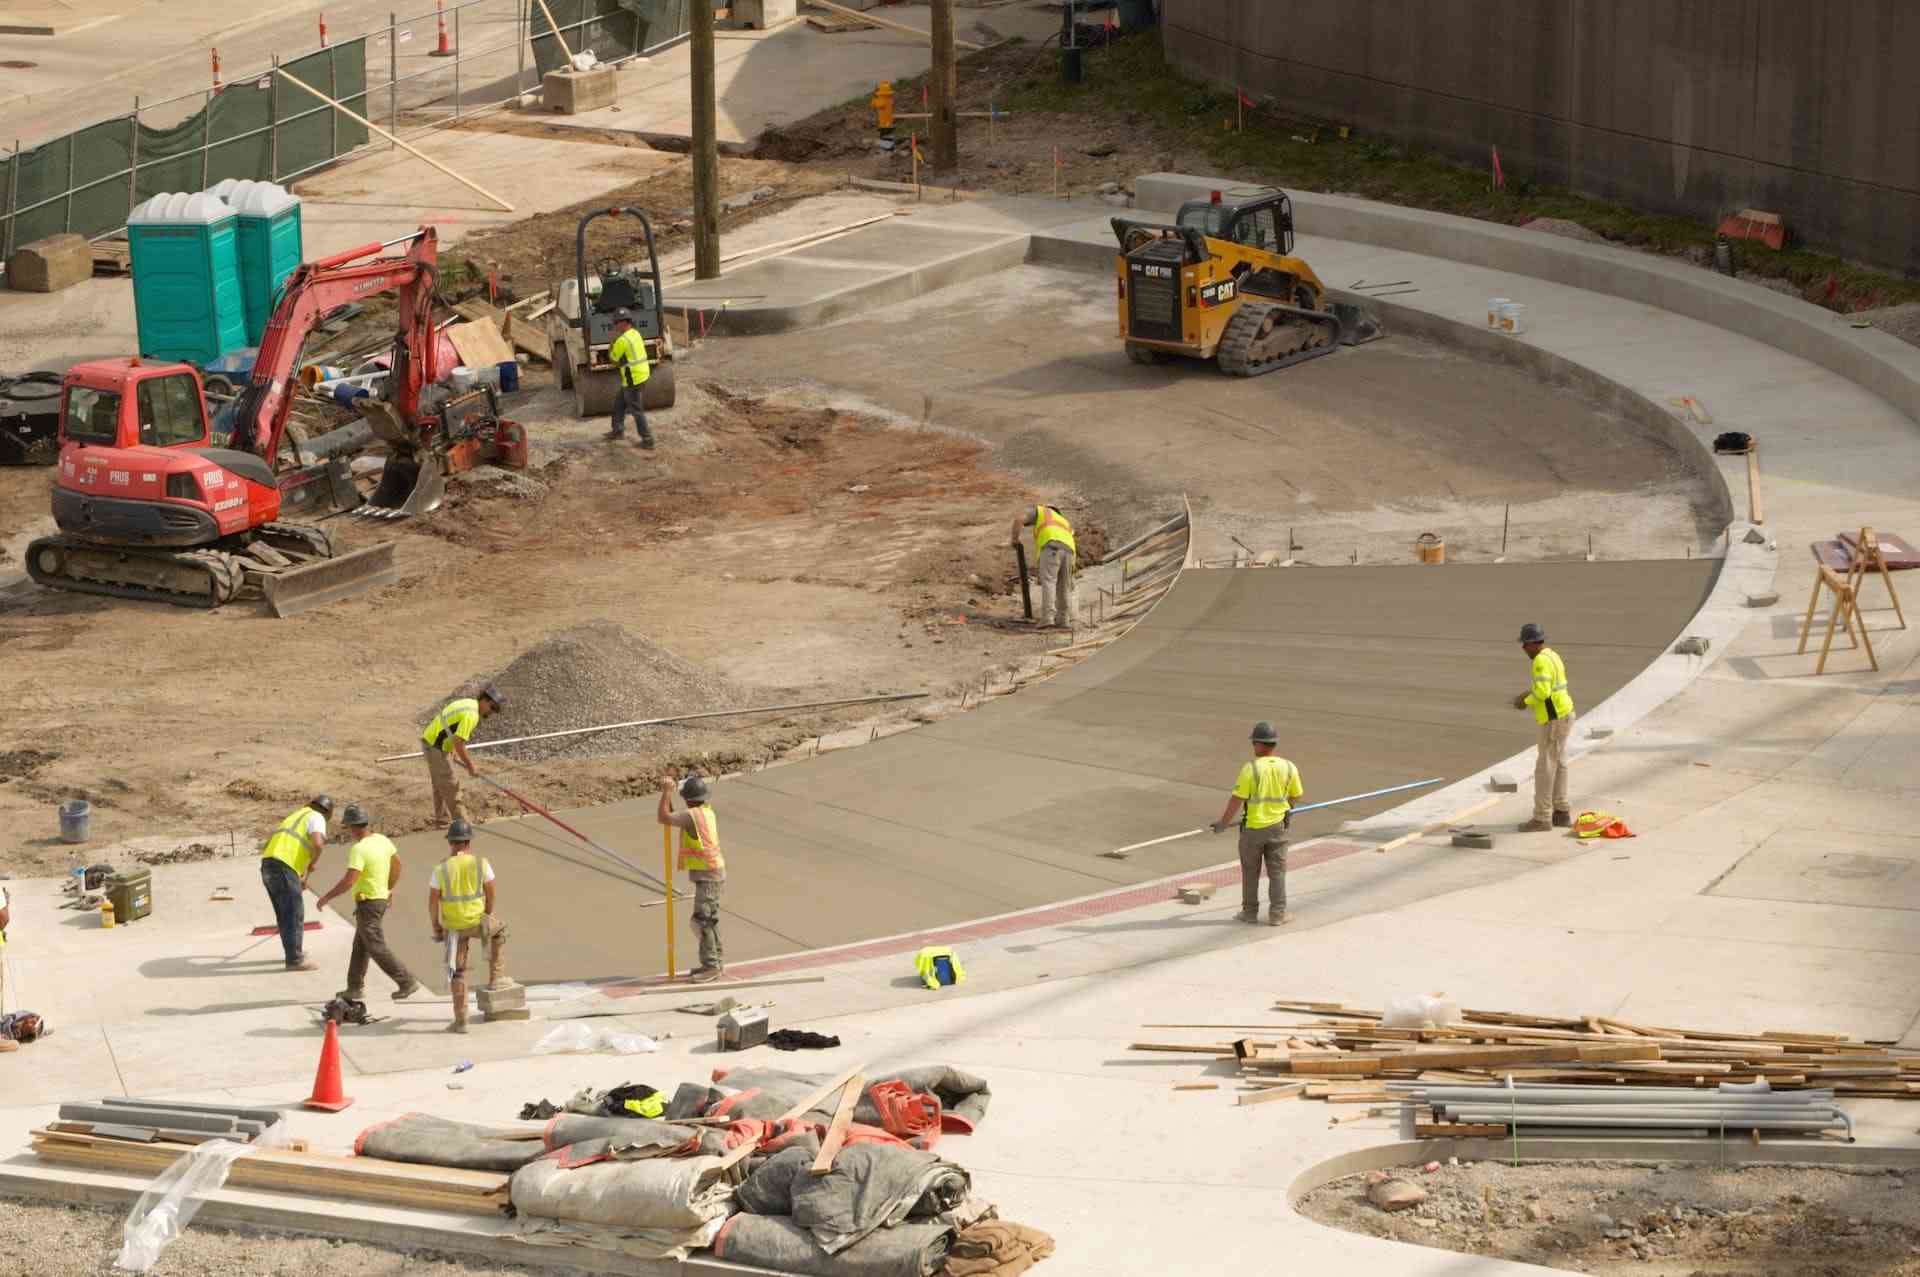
[496,420,529,468]
[1415,532,1445,564]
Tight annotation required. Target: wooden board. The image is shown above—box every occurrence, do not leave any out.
[1416,1123,1508,1138]
[810,1072,866,1176]
[446,317,515,369]
[90,240,131,276]
[1237,1083,1303,1107]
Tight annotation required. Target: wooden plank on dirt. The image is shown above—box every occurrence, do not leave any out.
[810,1072,866,1176]
[447,317,515,369]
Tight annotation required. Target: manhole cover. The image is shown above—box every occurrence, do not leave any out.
[0,61,36,70]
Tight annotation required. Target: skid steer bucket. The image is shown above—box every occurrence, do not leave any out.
[1330,301,1385,346]
[264,542,399,618]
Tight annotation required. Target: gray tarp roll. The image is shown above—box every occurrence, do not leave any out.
[353,1114,547,1172]
[708,1065,993,1132]
[738,1143,971,1254]
[510,1151,734,1231]
[712,1214,954,1277]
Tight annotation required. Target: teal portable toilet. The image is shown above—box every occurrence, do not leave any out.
[128,192,247,367]
[210,179,303,345]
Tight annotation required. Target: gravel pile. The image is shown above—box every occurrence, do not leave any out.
[1851,301,1920,350]
[442,621,747,762]
[1523,217,1610,246]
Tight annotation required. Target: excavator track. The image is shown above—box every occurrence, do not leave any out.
[24,537,244,608]
[257,520,336,560]
[1216,299,1343,377]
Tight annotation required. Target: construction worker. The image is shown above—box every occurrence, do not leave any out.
[420,685,502,827]
[314,804,420,1004]
[1011,503,1076,628]
[605,309,654,449]
[260,795,333,971]
[428,818,508,1034]
[1513,622,1575,831]
[658,774,726,983]
[0,880,10,1011]
[1210,721,1305,925]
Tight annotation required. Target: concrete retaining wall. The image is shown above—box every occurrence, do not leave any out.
[1161,1,1920,277]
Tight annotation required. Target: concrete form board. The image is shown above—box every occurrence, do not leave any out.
[379,559,1714,986]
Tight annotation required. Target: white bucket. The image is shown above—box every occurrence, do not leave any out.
[1487,297,1509,329]
[448,365,477,394]
[1500,302,1527,334]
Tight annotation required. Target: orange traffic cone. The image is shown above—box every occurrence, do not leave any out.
[429,0,456,57]
[303,1019,355,1112]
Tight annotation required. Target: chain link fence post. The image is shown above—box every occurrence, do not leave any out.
[128,99,140,219]
[453,3,463,121]
[201,90,213,189]
[270,56,281,180]
[4,140,17,259]
[389,14,400,145]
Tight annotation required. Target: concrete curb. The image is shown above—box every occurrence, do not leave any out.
[1133,174,1920,430]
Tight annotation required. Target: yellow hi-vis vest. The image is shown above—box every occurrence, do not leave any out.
[914,945,965,990]
[610,328,651,387]
[437,852,490,931]
[1235,755,1302,831]
[262,805,322,876]
[1526,647,1575,723]
[677,805,725,877]
[423,697,481,752]
[1032,505,1075,560]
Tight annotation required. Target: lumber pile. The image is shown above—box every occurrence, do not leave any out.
[30,1128,509,1216]
[1133,998,1920,1107]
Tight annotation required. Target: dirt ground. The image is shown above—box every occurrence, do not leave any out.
[1299,1158,1920,1276]
[0,376,1065,877]
[0,1197,551,1277]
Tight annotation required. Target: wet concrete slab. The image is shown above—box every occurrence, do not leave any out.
[371,557,1716,987]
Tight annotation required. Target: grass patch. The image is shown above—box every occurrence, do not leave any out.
[1002,34,1920,311]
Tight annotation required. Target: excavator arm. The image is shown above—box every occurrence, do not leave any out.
[228,228,441,461]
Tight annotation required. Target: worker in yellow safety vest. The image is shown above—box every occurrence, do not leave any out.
[428,818,508,1034]
[1210,721,1305,925]
[604,309,655,449]
[1512,622,1576,832]
[658,774,726,983]
[420,685,502,828]
[0,881,11,1012]
[313,803,420,1005]
[260,795,333,971]
[1011,503,1076,628]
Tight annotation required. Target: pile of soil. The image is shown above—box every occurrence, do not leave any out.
[1299,1157,1920,1275]
[449,622,748,763]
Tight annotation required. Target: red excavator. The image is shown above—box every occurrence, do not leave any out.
[25,227,523,614]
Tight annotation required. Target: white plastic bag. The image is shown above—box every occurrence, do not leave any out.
[1380,992,1460,1029]
[570,51,599,71]
[115,1121,292,1271]
[534,1022,660,1056]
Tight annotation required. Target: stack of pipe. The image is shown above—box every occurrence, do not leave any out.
[1393,1081,1853,1141]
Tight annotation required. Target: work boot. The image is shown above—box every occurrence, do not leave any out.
[1552,810,1573,828]
[689,965,723,984]
[1519,818,1554,833]
[392,980,421,1001]
[639,436,656,451]
[1266,912,1291,927]
[486,936,510,990]
[287,959,318,972]
[1235,909,1259,924]
[336,987,364,1003]
[449,978,469,1033]
[603,429,623,440]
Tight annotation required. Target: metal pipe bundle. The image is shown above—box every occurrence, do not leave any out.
[1399,1081,1854,1141]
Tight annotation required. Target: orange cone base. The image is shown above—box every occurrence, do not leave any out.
[304,1094,355,1112]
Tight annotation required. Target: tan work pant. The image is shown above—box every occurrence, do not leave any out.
[1037,541,1074,627]
[345,899,414,998]
[423,748,468,826]
[1534,716,1573,821]
[1237,825,1287,917]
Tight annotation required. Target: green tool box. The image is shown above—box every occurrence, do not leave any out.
[108,868,153,923]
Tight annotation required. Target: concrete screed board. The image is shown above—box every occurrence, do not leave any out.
[373,559,1716,986]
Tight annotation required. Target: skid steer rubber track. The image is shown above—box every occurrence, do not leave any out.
[1216,300,1344,377]
[24,537,244,607]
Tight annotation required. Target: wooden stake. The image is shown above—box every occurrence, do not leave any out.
[662,823,676,979]
[805,0,983,49]
[273,68,513,211]
[810,1072,866,1175]
[531,0,575,65]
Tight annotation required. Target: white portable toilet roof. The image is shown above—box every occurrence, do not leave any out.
[228,180,298,217]
[129,191,236,226]
[207,178,242,199]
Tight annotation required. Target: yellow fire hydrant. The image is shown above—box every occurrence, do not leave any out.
[870,80,896,138]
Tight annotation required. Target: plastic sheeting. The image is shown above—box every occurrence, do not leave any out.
[115,1122,294,1272]
[712,1213,954,1277]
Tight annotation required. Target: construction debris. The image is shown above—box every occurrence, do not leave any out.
[1133,999,1920,1111]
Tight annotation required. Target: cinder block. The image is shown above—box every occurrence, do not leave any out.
[477,981,525,1013]
[1745,591,1779,608]
[483,1007,531,1022]
[542,67,617,115]
[7,233,91,292]
[1488,773,1519,793]
[1175,882,1217,904]
[1452,831,1495,849]
[1672,635,1710,656]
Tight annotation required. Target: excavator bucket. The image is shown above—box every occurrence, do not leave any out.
[363,452,445,519]
[1330,301,1385,346]
[263,542,399,618]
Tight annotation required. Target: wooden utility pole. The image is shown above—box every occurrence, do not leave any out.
[930,0,957,170]
[690,0,720,279]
